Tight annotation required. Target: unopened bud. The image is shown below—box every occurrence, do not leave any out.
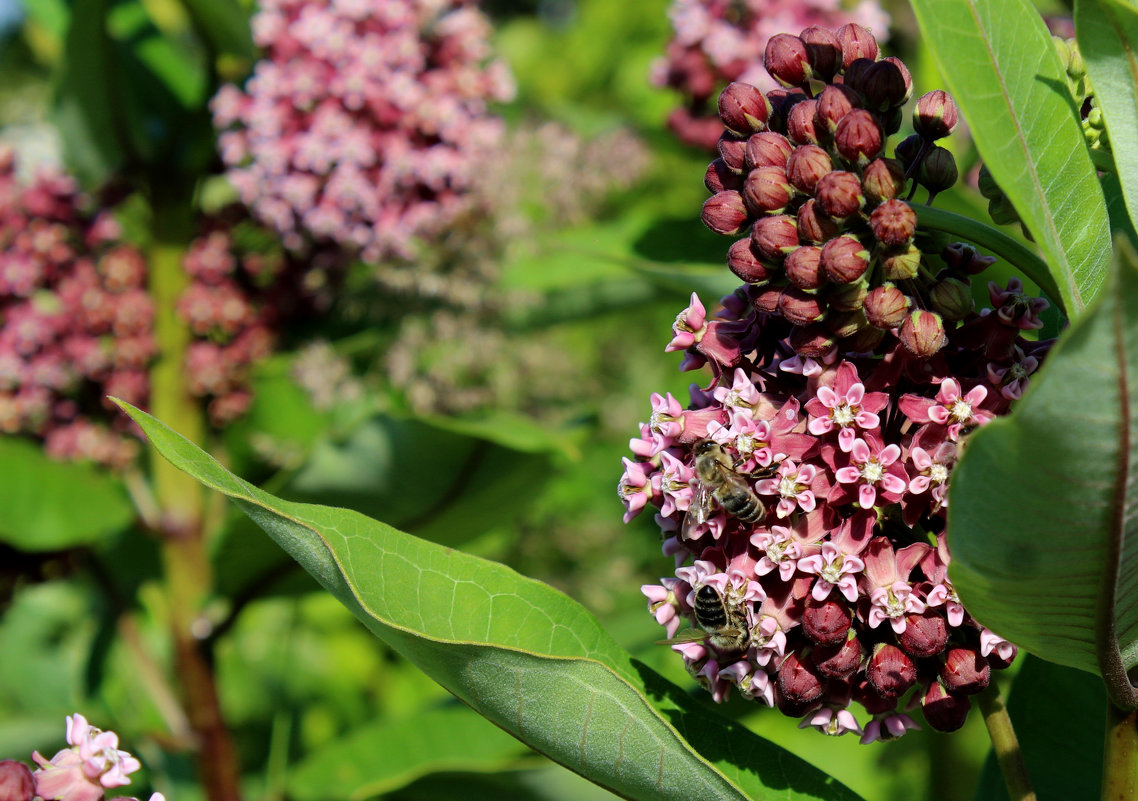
[815,170,864,220]
[788,99,821,146]
[899,309,947,357]
[842,322,885,352]
[702,191,750,235]
[930,275,974,321]
[841,57,875,94]
[893,133,923,172]
[718,82,773,136]
[940,647,991,694]
[765,34,812,88]
[853,677,895,715]
[898,612,948,657]
[835,109,884,166]
[0,761,34,801]
[815,84,860,136]
[864,283,910,328]
[827,277,869,311]
[778,286,827,325]
[836,23,879,68]
[814,634,862,678]
[785,244,825,289]
[789,322,836,357]
[704,158,743,194]
[878,105,904,136]
[870,199,917,247]
[917,146,959,195]
[800,26,843,82]
[751,215,799,261]
[777,650,824,706]
[745,132,794,170]
[866,643,917,698]
[718,133,748,173]
[921,681,971,732]
[786,145,832,194]
[744,166,795,215]
[821,234,869,284]
[862,158,906,203]
[914,90,959,140]
[766,89,808,133]
[827,307,869,338]
[881,243,922,280]
[862,59,910,111]
[752,285,783,314]
[727,238,774,283]
[797,198,841,243]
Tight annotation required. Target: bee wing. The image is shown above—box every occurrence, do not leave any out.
[655,628,708,646]
[681,482,715,539]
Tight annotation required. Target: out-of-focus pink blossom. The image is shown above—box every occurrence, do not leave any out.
[32,714,140,801]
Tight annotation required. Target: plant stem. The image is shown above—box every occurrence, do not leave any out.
[1102,702,1138,801]
[149,197,243,801]
[977,683,1036,801]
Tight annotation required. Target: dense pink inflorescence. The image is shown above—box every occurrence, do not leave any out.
[211,0,516,263]
[653,0,890,148]
[622,25,1057,740]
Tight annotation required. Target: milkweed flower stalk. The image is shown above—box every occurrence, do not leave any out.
[653,0,890,149]
[621,24,1056,740]
[211,0,516,265]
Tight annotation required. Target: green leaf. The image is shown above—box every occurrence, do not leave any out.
[181,0,255,59]
[289,704,529,801]
[947,238,1138,700]
[972,657,1105,801]
[117,400,863,801]
[1076,0,1138,238]
[0,437,134,551]
[911,0,1112,314]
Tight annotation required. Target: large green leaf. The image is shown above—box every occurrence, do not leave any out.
[947,239,1138,697]
[181,0,255,59]
[1076,0,1138,238]
[0,437,134,551]
[911,0,1112,314]
[117,400,863,801]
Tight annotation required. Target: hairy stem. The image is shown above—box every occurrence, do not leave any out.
[149,197,242,801]
[1103,702,1138,801]
[978,683,1036,801]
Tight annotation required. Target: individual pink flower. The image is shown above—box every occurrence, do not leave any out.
[987,346,1040,401]
[979,628,1016,662]
[805,362,888,452]
[642,578,687,639]
[798,705,863,737]
[666,292,707,353]
[921,535,966,627]
[988,277,1049,330]
[712,367,762,413]
[832,436,908,509]
[859,712,920,744]
[751,523,809,582]
[649,391,686,439]
[922,378,994,440]
[907,444,953,508]
[719,660,775,706]
[755,459,818,517]
[32,714,141,801]
[798,542,864,603]
[618,458,656,523]
[659,450,696,518]
[860,537,929,634]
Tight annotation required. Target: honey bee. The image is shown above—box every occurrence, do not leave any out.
[658,584,751,661]
[682,440,768,538]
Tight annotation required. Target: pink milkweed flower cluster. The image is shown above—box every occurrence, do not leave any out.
[211,0,516,264]
[652,0,890,148]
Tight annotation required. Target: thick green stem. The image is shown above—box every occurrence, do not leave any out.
[148,198,242,801]
[1103,702,1138,801]
[977,683,1037,801]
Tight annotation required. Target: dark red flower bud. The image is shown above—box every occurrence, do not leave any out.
[917,146,959,195]
[987,643,1018,670]
[745,132,794,170]
[899,309,948,356]
[821,234,869,284]
[853,677,895,715]
[862,59,909,111]
[834,109,884,166]
[727,237,775,283]
[943,242,997,275]
[881,244,922,280]
[827,307,869,338]
[862,157,906,203]
[751,214,799,261]
[744,166,795,215]
[866,643,917,698]
[921,681,972,732]
[864,283,910,328]
[898,612,948,658]
[718,133,748,173]
[702,191,750,235]
[786,145,832,194]
[785,244,825,289]
[815,170,864,220]
[940,647,991,694]
[788,99,821,146]
[914,90,959,140]
[878,105,904,136]
[836,23,880,68]
[718,81,773,136]
[842,322,885,352]
[800,26,843,82]
[815,634,863,678]
[841,57,876,94]
[803,596,853,644]
[815,84,860,136]
[766,89,808,135]
[789,322,836,357]
[796,198,841,243]
[827,277,869,311]
[765,34,812,88]
[893,133,924,172]
[778,285,826,325]
[0,761,34,801]
[753,285,784,314]
[870,199,917,247]
[704,158,743,194]
[778,650,824,705]
[930,275,974,321]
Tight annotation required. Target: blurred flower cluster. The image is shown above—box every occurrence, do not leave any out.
[211,0,516,264]
[653,0,890,148]
[621,25,1054,740]
[0,713,161,801]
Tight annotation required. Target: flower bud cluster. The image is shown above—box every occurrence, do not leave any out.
[652,1,890,149]
[621,277,1052,740]
[211,0,516,264]
[702,24,972,359]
